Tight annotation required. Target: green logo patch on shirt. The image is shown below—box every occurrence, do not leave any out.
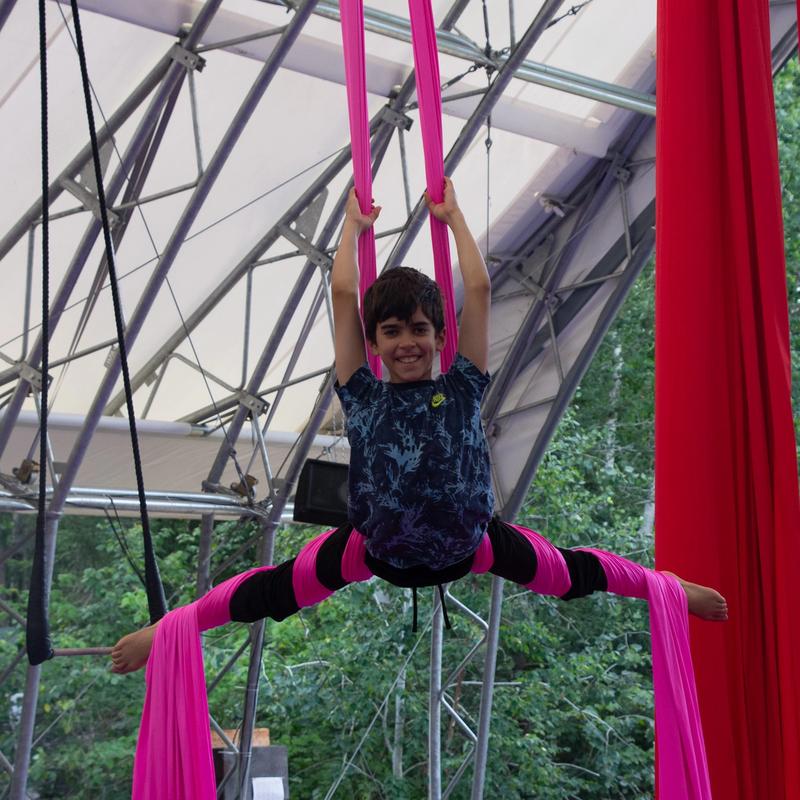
[431,392,446,409]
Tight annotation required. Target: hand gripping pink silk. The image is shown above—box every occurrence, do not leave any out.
[339,0,458,375]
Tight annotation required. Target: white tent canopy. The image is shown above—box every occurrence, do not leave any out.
[0,0,795,515]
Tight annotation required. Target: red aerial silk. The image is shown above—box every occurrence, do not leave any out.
[655,0,800,798]
[339,0,458,376]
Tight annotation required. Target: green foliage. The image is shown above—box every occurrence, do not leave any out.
[1,55,798,800]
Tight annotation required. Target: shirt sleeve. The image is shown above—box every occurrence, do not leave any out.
[335,363,382,417]
[444,353,491,401]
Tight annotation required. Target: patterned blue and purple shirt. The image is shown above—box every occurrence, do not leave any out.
[335,354,494,570]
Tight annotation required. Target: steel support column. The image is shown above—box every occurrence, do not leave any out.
[469,575,505,800]
[235,373,335,799]
[428,590,444,800]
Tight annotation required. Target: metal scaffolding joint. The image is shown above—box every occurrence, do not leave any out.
[278,223,332,269]
[380,104,414,131]
[15,361,44,390]
[238,390,269,417]
[169,42,206,72]
[58,177,121,226]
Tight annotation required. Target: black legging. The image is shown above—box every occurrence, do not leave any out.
[229,518,607,623]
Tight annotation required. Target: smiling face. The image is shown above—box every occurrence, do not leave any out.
[368,307,446,383]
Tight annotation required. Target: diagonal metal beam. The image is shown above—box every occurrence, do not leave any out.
[385,0,565,272]
[483,110,653,427]
[0,44,190,462]
[0,0,18,35]
[502,227,655,518]
[103,113,380,415]
[0,52,174,263]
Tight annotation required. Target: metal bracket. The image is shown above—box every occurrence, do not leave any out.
[58,176,121,226]
[16,362,43,390]
[614,165,632,184]
[169,43,206,73]
[380,105,413,131]
[294,188,328,241]
[278,224,332,270]
[104,346,119,369]
[538,195,567,218]
[238,391,268,417]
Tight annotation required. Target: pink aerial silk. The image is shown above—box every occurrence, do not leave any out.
[132,567,272,800]
[510,525,712,798]
[339,0,458,375]
[132,524,711,799]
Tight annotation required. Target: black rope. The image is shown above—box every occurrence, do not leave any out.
[69,0,167,623]
[437,584,452,630]
[26,0,53,667]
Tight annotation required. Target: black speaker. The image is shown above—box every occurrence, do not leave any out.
[293,458,350,526]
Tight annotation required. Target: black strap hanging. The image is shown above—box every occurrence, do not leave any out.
[437,584,452,630]
[68,0,167,622]
[26,0,53,667]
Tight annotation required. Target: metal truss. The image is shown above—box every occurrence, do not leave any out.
[1,1,795,799]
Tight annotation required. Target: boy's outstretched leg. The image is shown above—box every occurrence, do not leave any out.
[477,518,727,621]
[110,524,372,675]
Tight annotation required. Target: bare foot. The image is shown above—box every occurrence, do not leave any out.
[110,623,159,674]
[662,572,728,621]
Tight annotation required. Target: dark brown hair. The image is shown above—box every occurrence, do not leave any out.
[362,267,444,343]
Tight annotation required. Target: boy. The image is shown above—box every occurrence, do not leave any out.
[112,179,726,674]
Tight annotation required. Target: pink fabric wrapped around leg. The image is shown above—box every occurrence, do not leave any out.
[132,529,373,799]
[582,549,712,799]
[132,567,272,800]
[505,525,712,799]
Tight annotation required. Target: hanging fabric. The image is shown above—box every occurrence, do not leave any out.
[340,0,381,376]
[339,0,458,376]
[655,0,800,797]
[406,0,458,373]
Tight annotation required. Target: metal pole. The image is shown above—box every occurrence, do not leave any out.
[10,512,57,800]
[385,0,565,271]
[0,0,18,34]
[235,374,335,798]
[429,589,444,800]
[469,576,505,800]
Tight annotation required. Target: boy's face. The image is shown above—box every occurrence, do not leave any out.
[369,307,445,383]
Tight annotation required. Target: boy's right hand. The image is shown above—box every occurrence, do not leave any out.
[345,187,381,234]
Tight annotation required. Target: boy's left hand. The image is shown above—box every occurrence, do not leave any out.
[424,176,463,227]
